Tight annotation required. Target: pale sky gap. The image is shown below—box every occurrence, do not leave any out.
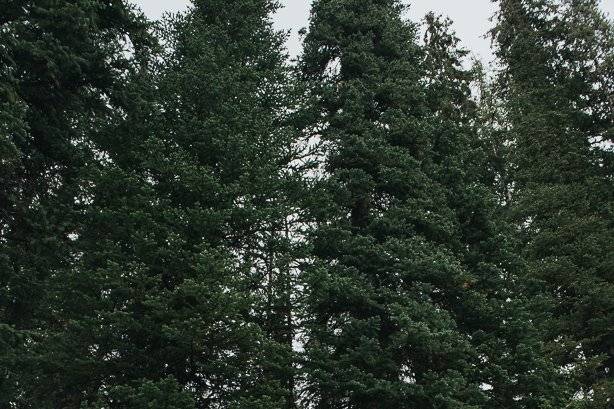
[133,0,614,63]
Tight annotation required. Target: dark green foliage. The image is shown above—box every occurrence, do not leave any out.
[296,1,559,407]
[422,14,568,408]
[302,1,482,402]
[0,0,148,328]
[0,1,151,406]
[298,3,479,405]
[492,0,614,405]
[141,1,304,405]
[35,0,305,407]
[89,377,197,409]
[297,1,568,406]
[2,0,302,406]
[2,0,611,407]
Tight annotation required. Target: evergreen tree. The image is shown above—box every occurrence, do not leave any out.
[0,1,150,405]
[3,0,610,407]
[153,3,305,404]
[298,1,567,406]
[36,0,305,407]
[423,13,567,407]
[492,0,614,405]
[299,1,484,407]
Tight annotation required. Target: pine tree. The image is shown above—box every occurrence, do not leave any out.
[0,1,150,405]
[34,0,305,407]
[152,3,305,404]
[298,1,487,407]
[4,0,609,407]
[492,0,614,405]
[422,13,568,407]
[142,1,304,405]
[298,0,568,406]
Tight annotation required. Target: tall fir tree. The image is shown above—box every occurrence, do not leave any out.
[299,1,484,407]
[3,0,610,407]
[0,1,151,405]
[422,13,568,407]
[35,0,306,407]
[492,0,614,405]
[298,0,567,407]
[141,1,305,405]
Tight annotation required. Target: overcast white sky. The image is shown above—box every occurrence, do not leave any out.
[132,0,614,63]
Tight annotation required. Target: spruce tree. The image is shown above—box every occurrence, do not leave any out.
[0,1,150,405]
[299,1,484,407]
[492,0,614,405]
[298,1,567,406]
[152,3,304,404]
[422,13,567,407]
[36,0,304,407]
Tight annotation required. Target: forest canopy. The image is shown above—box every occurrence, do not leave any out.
[0,0,612,408]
